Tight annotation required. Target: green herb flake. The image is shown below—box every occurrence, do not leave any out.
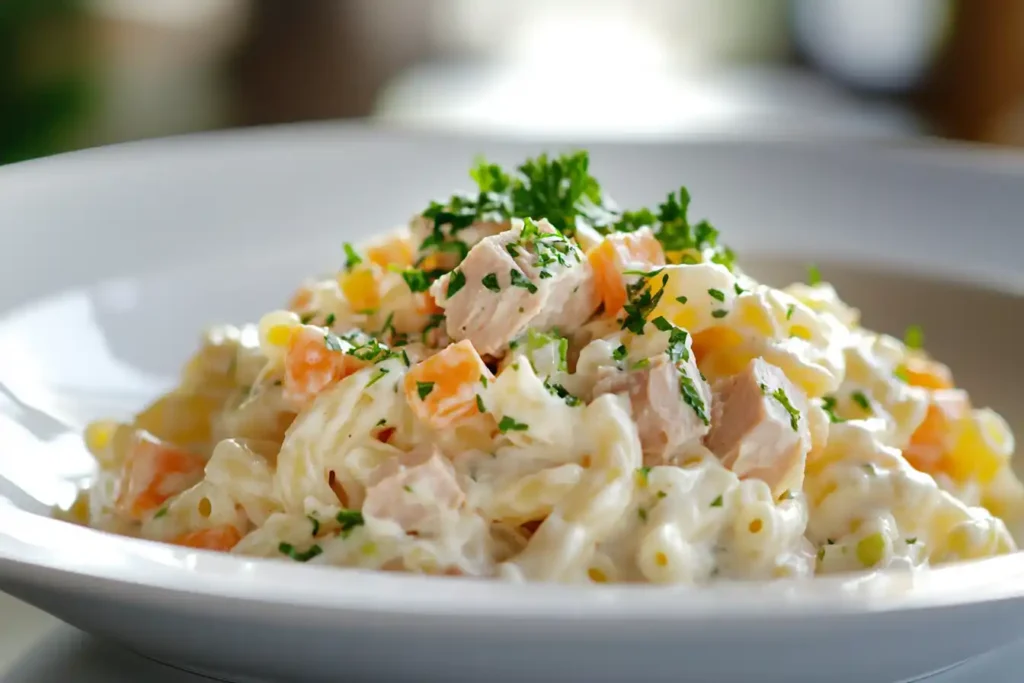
[904,324,924,350]
[711,309,728,319]
[708,288,726,302]
[416,381,435,400]
[679,369,710,425]
[906,537,918,545]
[612,344,628,362]
[509,268,538,294]
[734,283,746,296]
[656,490,667,499]
[479,374,489,388]
[446,270,467,299]
[821,395,844,423]
[710,495,723,508]
[366,367,390,387]
[851,390,872,412]
[760,383,800,431]
[893,366,909,383]
[482,272,501,293]
[637,466,652,484]
[403,484,414,493]
[153,506,169,519]
[279,542,323,562]
[807,264,822,286]
[299,312,316,325]
[375,418,387,426]
[786,304,795,321]
[498,415,529,433]
[343,243,363,269]
[475,394,486,413]
[308,515,320,536]
[323,312,336,327]
[675,295,688,305]
[637,507,648,522]
[336,509,365,535]
[544,380,581,406]
[401,268,433,293]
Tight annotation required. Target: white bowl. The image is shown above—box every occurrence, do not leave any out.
[1,125,1024,683]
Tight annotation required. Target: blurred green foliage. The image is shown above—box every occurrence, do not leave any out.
[0,0,93,165]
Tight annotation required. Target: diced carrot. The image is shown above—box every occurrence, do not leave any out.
[415,291,444,316]
[905,389,970,473]
[284,326,365,404]
[404,340,493,429]
[367,235,415,269]
[339,266,381,313]
[173,525,242,552]
[587,229,666,316]
[116,433,206,520]
[902,357,954,390]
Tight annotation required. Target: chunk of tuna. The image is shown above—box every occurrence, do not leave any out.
[430,220,598,356]
[704,358,811,496]
[592,354,712,465]
[363,446,465,534]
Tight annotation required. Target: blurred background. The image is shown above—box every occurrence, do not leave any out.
[4,0,1024,165]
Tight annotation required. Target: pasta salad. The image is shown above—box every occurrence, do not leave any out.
[65,151,1023,584]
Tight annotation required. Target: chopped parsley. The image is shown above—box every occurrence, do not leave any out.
[279,542,323,562]
[612,344,628,362]
[446,270,467,298]
[324,312,336,327]
[620,272,667,335]
[375,418,387,426]
[509,268,538,294]
[498,415,529,433]
[544,379,581,406]
[711,309,728,319]
[651,316,691,364]
[708,288,726,302]
[656,490,667,499]
[851,390,872,412]
[807,264,822,285]
[904,324,924,350]
[710,494,723,508]
[637,466,652,485]
[308,515,320,536]
[786,304,795,321]
[679,369,710,425]
[476,394,486,412]
[622,186,735,270]
[299,312,316,324]
[153,506,169,519]
[482,272,501,292]
[761,383,800,431]
[733,283,746,296]
[403,484,414,493]
[343,243,362,269]
[479,374,489,388]
[675,295,688,305]
[637,507,648,522]
[336,509,365,534]
[366,367,390,387]
[416,381,435,400]
[324,332,344,352]
[401,268,439,293]
[893,366,909,383]
[906,537,918,545]
[821,395,844,423]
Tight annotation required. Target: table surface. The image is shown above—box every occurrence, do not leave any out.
[2,591,1023,682]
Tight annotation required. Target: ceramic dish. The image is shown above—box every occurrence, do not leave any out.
[1,126,1024,683]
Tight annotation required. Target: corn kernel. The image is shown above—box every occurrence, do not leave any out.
[654,551,669,567]
[789,325,813,341]
[587,567,608,583]
[942,410,1007,485]
[340,267,380,312]
[266,324,295,347]
[856,532,886,567]
[84,420,116,455]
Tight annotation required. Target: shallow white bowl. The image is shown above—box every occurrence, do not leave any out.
[1,125,1024,683]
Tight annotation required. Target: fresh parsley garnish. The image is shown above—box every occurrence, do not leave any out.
[675,295,688,305]
[821,396,844,423]
[446,270,467,298]
[475,394,486,412]
[708,288,726,302]
[343,243,362,269]
[679,369,709,425]
[153,506,169,519]
[760,383,800,431]
[509,268,538,294]
[711,309,728,319]
[299,312,316,324]
[482,272,501,292]
[651,316,691,364]
[308,515,320,536]
[710,495,723,508]
[851,390,872,412]
[807,264,822,285]
[416,381,435,400]
[637,466,652,485]
[401,268,439,293]
[620,272,666,335]
[786,304,795,321]
[336,509,365,534]
[366,367,390,387]
[612,344,628,362]
[637,507,648,522]
[279,542,323,562]
[544,379,581,406]
[498,415,529,433]
[734,283,746,296]
[904,324,924,350]
[324,312,336,327]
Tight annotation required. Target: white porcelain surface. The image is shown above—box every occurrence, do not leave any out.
[1,125,1024,683]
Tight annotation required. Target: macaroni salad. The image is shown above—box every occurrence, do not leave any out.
[67,152,1023,584]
